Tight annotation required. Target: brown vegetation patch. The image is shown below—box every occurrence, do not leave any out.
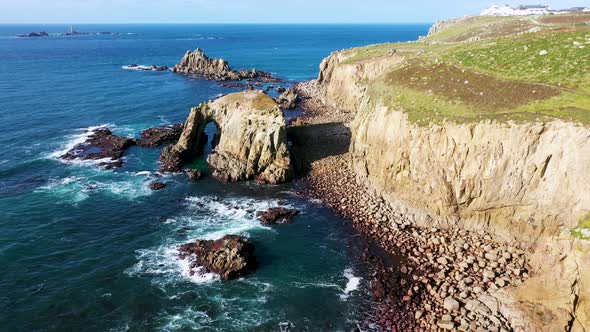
[541,13,590,25]
[386,60,561,110]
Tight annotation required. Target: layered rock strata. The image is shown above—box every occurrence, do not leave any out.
[160,91,293,184]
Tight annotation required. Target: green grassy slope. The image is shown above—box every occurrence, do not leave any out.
[339,13,590,125]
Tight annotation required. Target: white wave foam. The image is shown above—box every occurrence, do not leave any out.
[161,308,212,332]
[37,170,153,203]
[37,176,90,203]
[48,124,111,161]
[340,268,362,300]
[121,65,169,72]
[128,195,291,286]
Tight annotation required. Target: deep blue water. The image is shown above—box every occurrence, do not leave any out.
[0,24,428,331]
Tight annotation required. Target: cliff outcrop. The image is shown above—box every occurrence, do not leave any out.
[161,90,293,184]
[313,16,590,330]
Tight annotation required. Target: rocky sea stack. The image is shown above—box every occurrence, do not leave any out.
[161,90,293,184]
[172,48,277,82]
[178,235,256,280]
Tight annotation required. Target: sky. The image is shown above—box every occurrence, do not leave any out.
[0,0,586,24]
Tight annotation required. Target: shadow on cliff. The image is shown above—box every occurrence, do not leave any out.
[287,122,351,176]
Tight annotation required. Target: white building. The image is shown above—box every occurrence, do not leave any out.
[481,4,551,16]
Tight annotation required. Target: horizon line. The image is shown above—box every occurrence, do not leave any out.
[0,21,434,25]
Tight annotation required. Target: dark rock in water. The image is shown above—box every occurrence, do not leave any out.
[276,86,286,93]
[17,31,49,38]
[149,182,166,191]
[219,82,247,88]
[185,169,204,182]
[257,207,300,225]
[137,124,183,147]
[275,88,299,110]
[172,48,280,82]
[178,235,256,280]
[61,128,135,169]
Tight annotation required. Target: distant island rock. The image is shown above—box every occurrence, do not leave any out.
[172,48,279,82]
[16,28,118,38]
[17,31,49,38]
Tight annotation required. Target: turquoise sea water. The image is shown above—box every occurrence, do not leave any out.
[0,24,428,331]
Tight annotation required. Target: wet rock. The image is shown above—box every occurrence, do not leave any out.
[257,207,300,225]
[149,182,166,191]
[137,124,183,147]
[219,82,247,88]
[61,128,135,168]
[178,235,256,280]
[185,169,204,182]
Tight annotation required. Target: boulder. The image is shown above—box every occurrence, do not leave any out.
[160,90,293,184]
[137,124,183,147]
[178,235,256,280]
[275,88,299,110]
[61,128,135,169]
[257,207,300,225]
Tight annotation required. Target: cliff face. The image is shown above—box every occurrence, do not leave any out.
[161,91,293,184]
[316,47,590,331]
[317,52,403,111]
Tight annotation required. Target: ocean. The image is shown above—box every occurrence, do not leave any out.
[0,23,429,331]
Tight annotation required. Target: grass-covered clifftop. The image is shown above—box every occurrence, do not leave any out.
[339,13,590,125]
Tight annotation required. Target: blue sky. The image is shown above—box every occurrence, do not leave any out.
[0,0,585,23]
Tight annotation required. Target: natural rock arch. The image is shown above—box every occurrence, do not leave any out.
[160,90,293,184]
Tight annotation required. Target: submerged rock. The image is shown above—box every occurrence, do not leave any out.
[161,90,293,184]
[257,207,300,225]
[275,88,299,110]
[172,48,278,82]
[137,124,183,147]
[125,64,169,72]
[149,182,166,191]
[61,128,135,169]
[178,235,256,280]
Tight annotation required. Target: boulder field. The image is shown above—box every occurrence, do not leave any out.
[160,90,293,184]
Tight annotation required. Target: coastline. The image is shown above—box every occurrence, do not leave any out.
[291,81,532,331]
